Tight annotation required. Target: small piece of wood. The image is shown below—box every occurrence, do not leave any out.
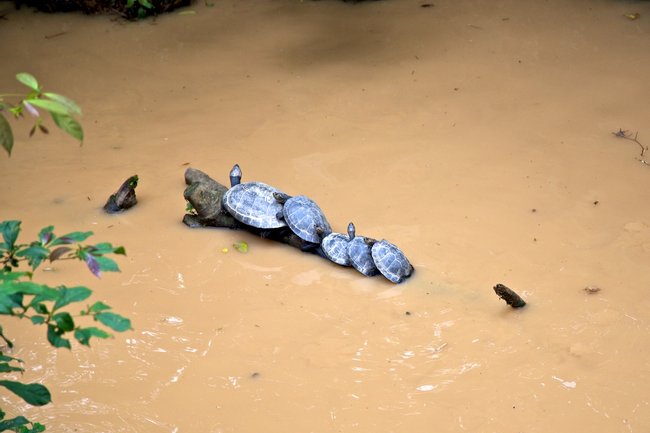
[104,175,138,213]
[493,283,526,308]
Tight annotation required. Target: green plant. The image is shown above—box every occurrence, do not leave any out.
[126,0,154,18]
[0,73,83,156]
[0,220,131,432]
[1,73,130,431]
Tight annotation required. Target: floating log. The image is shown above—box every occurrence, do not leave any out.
[182,168,316,252]
[493,283,526,308]
[104,175,138,214]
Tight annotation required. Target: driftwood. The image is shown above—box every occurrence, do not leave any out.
[104,175,138,214]
[493,283,526,308]
[182,168,318,252]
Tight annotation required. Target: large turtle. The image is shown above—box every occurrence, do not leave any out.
[346,223,379,277]
[320,222,355,266]
[371,239,414,284]
[273,192,332,244]
[222,164,287,229]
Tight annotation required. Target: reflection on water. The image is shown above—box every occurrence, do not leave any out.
[1,0,650,431]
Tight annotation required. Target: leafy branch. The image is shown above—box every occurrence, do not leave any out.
[0,73,83,157]
[0,221,125,277]
[0,220,131,426]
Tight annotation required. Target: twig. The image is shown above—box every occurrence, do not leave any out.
[44,31,67,39]
[613,129,649,165]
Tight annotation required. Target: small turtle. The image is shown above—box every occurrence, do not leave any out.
[273,193,332,244]
[320,222,355,266]
[222,164,287,229]
[371,239,414,284]
[346,223,379,277]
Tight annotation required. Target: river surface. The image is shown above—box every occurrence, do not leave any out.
[1,0,650,431]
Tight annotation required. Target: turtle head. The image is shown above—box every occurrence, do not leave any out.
[347,222,356,240]
[364,237,377,247]
[273,191,291,204]
[229,164,242,187]
[315,226,330,241]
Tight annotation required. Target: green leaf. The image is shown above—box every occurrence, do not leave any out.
[53,286,91,310]
[0,362,24,373]
[0,220,21,250]
[32,303,48,315]
[46,324,71,349]
[50,231,93,246]
[30,422,47,433]
[24,98,69,116]
[0,293,23,314]
[42,92,81,115]
[0,113,13,156]
[233,241,249,253]
[96,312,132,332]
[0,380,51,406]
[0,354,22,363]
[52,312,74,332]
[89,242,116,255]
[37,225,54,245]
[126,0,135,7]
[114,246,126,255]
[139,0,154,8]
[16,244,50,269]
[51,112,83,142]
[74,327,111,346]
[15,73,40,92]
[94,256,120,273]
[0,272,31,282]
[0,415,29,430]
[88,301,111,313]
[30,316,45,325]
[1,280,58,297]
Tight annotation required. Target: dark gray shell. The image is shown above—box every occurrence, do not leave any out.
[321,232,351,266]
[222,182,287,229]
[371,240,413,284]
[347,236,379,277]
[281,195,332,244]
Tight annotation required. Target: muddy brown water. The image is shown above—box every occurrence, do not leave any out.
[1,0,650,431]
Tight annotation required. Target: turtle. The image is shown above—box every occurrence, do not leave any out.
[320,222,355,266]
[346,223,380,277]
[221,164,287,229]
[273,192,332,244]
[371,239,414,284]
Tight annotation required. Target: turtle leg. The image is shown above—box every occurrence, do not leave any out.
[299,241,320,253]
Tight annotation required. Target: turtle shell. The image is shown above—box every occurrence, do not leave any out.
[347,236,379,277]
[281,195,332,244]
[321,232,351,266]
[371,239,413,283]
[222,182,287,229]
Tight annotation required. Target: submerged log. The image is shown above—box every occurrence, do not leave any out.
[182,168,315,252]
